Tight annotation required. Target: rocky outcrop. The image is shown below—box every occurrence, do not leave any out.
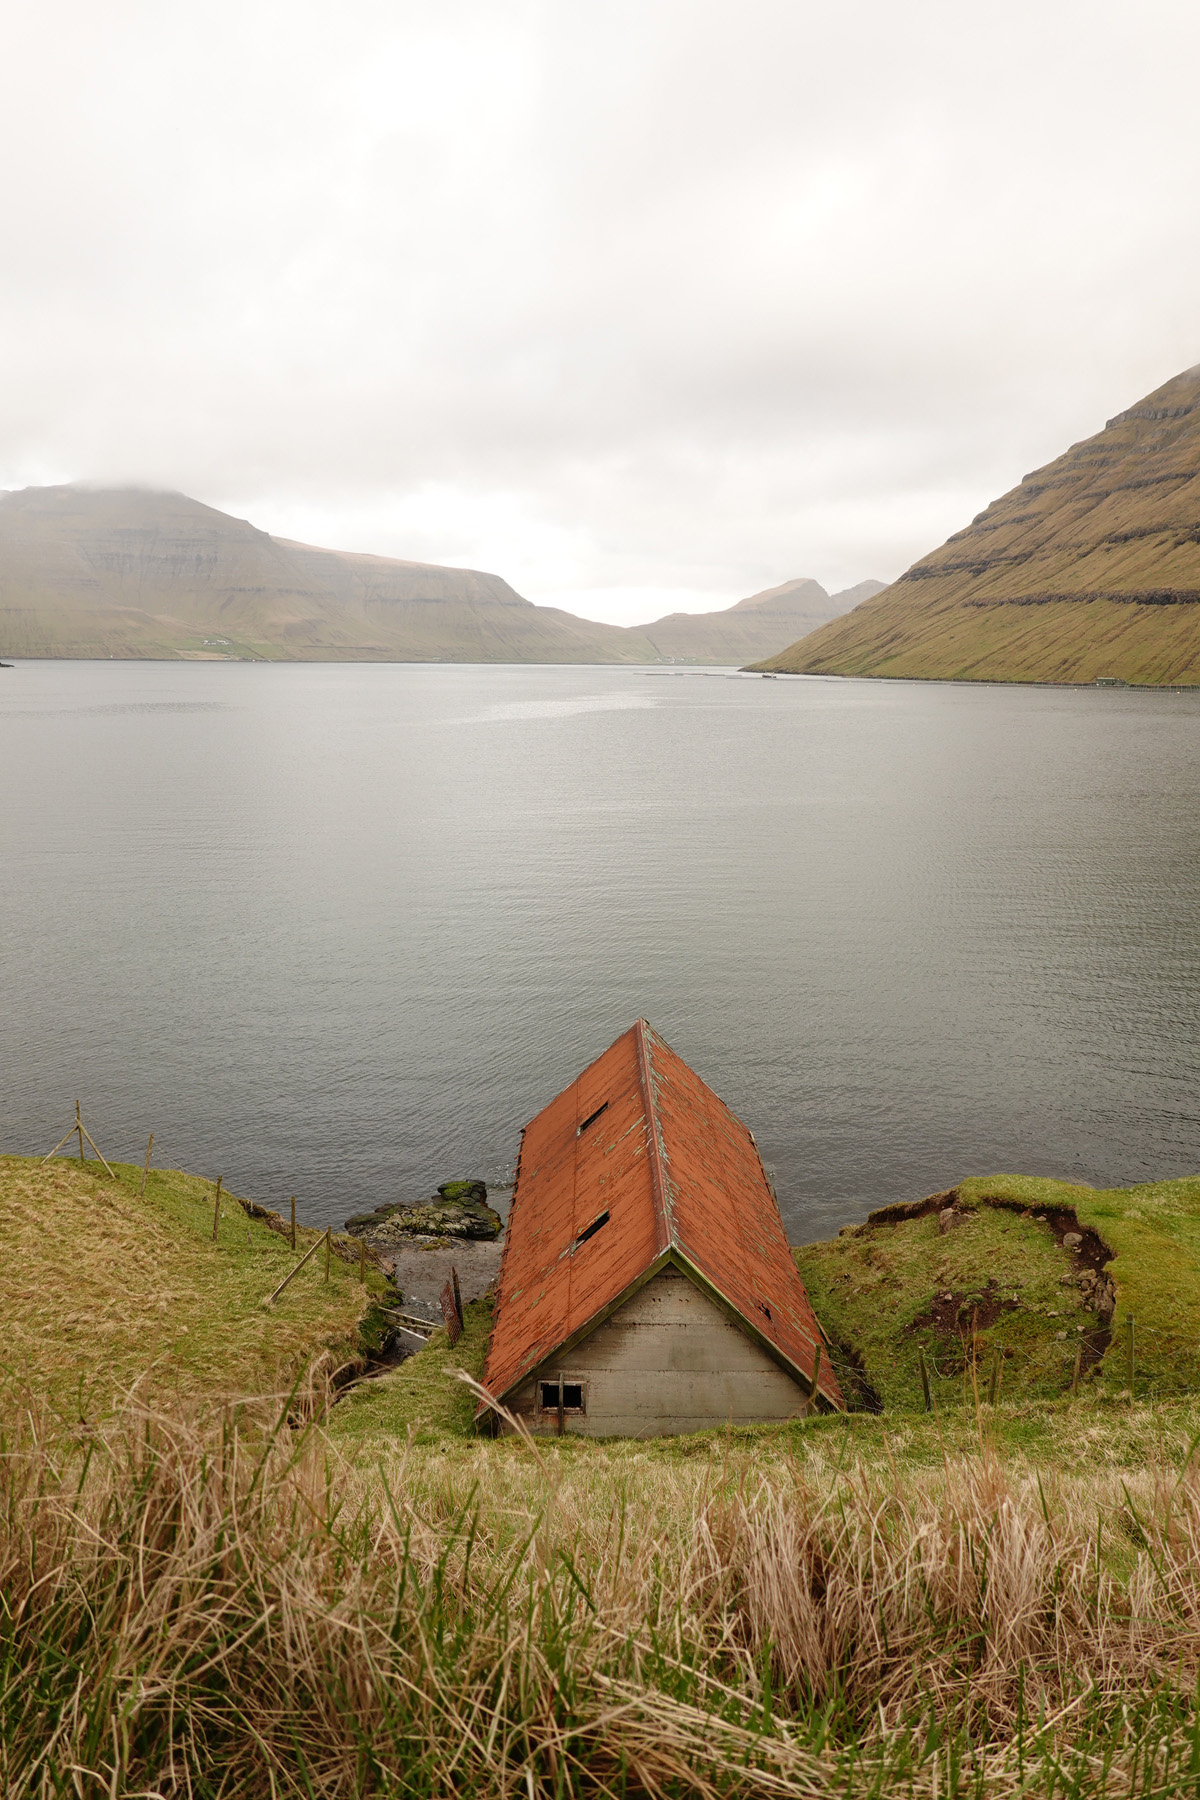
[345,1179,501,1243]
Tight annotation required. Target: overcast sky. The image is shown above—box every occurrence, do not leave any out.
[2,1,1199,625]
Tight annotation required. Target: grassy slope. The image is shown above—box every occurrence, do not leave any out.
[755,364,1200,684]
[329,1291,1200,1484]
[329,1293,495,1445]
[1,486,881,668]
[794,1172,1200,1413]
[0,1152,388,1410]
[12,1157,1200,1795]
[638,579,843,663]
[327,1169,1200,1460]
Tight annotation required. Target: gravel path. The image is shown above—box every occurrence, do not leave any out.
[374,1233,504,1320]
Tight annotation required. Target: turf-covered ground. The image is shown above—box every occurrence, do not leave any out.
[0,1152,391,1410]
[794,1171,1200,1413]
[11,1152,1200,1797]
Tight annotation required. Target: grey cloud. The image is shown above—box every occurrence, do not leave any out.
[1,0,1198,621]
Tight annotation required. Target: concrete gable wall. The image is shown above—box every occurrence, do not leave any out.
[504,1265,811,1437]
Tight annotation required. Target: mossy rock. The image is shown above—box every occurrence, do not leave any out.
[344,1204,405,1231]
[437,1180,488,1205]
[371,1198,501,1242]
[345,1185,490,1236]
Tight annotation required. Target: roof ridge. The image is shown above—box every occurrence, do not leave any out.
[634,1018,672,1253]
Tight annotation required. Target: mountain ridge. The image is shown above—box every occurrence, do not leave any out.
[752,364,1200,685]
[0,484,877,667]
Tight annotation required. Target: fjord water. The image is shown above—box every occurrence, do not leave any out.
[3,660,1198,1242]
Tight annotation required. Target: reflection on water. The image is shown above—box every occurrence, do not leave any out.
[2,659,1198,1241]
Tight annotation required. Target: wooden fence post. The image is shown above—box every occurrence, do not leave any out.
[69,1105,116,1179]
[440,1275,463,1344]
[139,1134,154,1197]
[212,1177,223,1242]
[264,1230,329,1307]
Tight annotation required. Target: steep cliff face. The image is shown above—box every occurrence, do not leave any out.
[755,365,1200,684]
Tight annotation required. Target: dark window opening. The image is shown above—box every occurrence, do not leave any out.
[539,1381,585,1413]
[577,1101,609,1136]
[575,1209,609,1247]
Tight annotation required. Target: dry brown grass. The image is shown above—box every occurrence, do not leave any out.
[6,1376,1200,1797]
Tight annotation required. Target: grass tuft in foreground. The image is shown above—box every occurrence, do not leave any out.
[7,1390,1200,1796]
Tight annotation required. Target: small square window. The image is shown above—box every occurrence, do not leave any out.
[539,1380,586,1413]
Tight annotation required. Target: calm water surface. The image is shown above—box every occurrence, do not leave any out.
[2,660,1199,1242]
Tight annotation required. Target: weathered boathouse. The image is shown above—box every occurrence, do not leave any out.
[478,1019,843,1435]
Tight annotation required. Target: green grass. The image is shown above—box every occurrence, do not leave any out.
[794,1172,1200,1415]
[12,1149,1200,1794]
[963,1172,1200,1392]
[329,1292,494,1445]
[0,1152,390,1413]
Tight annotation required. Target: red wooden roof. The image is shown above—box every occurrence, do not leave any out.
[480,1020,843,1413]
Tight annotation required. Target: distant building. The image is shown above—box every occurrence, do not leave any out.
[477,1019,843,1436]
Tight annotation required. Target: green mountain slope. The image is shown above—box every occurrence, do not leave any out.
[0,486,658,664]
[754,364,1200,684]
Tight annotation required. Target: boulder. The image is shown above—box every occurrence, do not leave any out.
[371,1197,501,1242]
[344,1180,500,1241]
[438,1179,488,1205]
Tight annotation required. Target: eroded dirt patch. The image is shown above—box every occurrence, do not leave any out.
[864,1188,959,1228]
[980,1197,1115,1372]
[824,1335,884,1413]
[904,1278,1022,1374]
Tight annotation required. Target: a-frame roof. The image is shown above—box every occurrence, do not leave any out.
[480,1020,843,1413]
